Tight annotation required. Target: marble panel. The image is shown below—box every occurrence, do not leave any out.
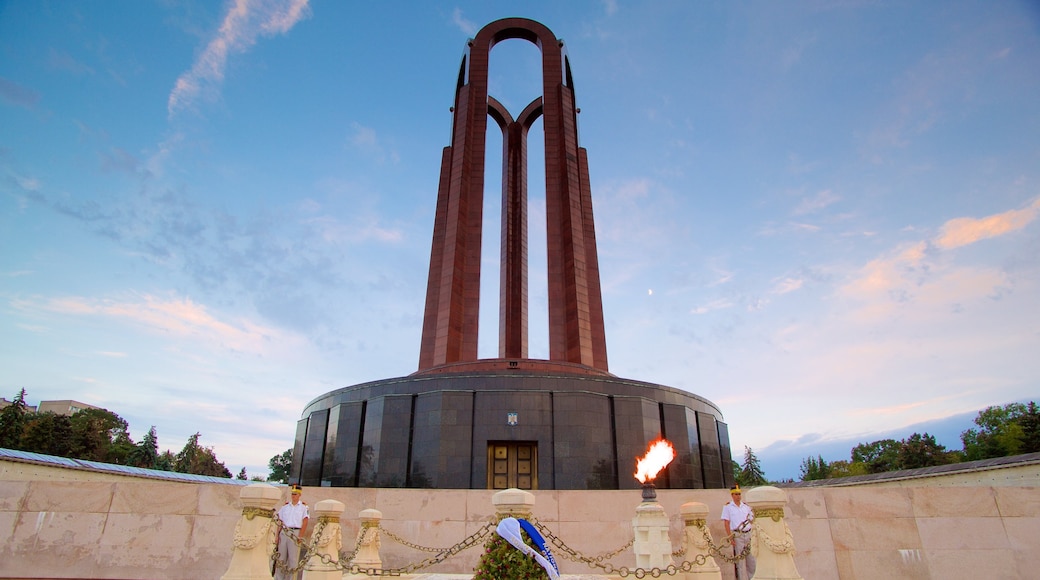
[924,548,1017,579]
[823,487,912,519]
[25,481,114,513]
[844,548,930,579]
[464,489,497,523]
[558,490,637,523]
[994,486,1040,517]
[96,513,194,568]
[828,517,922,551]
[186,513,240,568]
[910,486,998,517]
[916,516,1009,550]
[197,482,243,516]
[10,511,106,570]
[374,488,470,522]
[785,488,829,519]
[556,519,637,573]
[1003,515,1040,554]
[110,481,200,515]
[0,511,18,549]
[1006,517,1040,578]
[0,480,28,511]
[791,549,839,580]
[785,517,834,552]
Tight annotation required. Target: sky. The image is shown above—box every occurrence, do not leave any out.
[2,1,1038,482]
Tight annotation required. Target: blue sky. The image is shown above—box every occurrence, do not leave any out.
[2,1,1038,482]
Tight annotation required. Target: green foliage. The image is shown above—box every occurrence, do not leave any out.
[127,426,160,469]
[237,467,248,480]
[21,412,74,457]
[268,448,293,484]
[737,446,767,486]
[896,433,952,470]
[69,407,131,463]
[473,529,549,580]
[961,402,1037,460]
[174,432,232,478]
[0,388,30,448]
[827,460,868,479]
[799,455,830,481]
[851,439,901,473]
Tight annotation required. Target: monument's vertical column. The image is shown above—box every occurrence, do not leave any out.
[418,18,608,373]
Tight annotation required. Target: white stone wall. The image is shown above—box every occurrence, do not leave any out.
[1,461,1039,579]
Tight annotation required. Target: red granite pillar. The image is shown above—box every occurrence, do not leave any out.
[418,18,608,373]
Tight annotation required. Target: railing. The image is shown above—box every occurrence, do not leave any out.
[220,485,802,579]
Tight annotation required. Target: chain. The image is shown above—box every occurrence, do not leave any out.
[528,518,713,578]
[698,514,753,564]
[379,526,450,553]
[385,521,497,574]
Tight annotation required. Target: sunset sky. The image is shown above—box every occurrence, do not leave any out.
[2,1,1038,480]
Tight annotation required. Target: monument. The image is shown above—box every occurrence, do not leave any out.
[291,18,734,490]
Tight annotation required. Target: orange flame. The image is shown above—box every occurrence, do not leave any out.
[634,438,675,483]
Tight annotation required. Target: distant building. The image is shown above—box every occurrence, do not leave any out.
[36,400,100,416]
[0,397,37,413]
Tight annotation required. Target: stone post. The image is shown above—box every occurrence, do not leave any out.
[221,483,282,580]
[345,508,383,576]
[744,486,802,580]
[678,502,721,579]
[301,499,344,580]
[632,497,673,571]
[492,487,535,520]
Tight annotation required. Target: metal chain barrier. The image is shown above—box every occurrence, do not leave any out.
[265,510,753,577]
[529,517,716,578]
[270,512,321,577]
[698,514,753,564]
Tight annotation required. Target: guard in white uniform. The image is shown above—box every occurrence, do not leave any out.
[721,485,756,580]
[275,484,309,580]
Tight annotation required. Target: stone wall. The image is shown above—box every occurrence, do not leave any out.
[1,465,1039,578]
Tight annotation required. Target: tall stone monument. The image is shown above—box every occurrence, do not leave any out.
[292,18,734,490]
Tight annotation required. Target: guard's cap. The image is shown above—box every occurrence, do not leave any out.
[730,485,742,494]
[290,484,303,495]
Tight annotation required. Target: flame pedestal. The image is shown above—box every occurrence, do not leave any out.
[632,486,674,571]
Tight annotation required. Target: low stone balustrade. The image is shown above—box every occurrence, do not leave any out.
[221,483,281,580]
[302,499,344,580]
[745,486,803,580]
[679,501,721,579]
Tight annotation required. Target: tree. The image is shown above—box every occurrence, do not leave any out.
[128,426,160,469]
[962,403,1029,460]
[851,439,901,473]
[799,455,830,481]
[155,450,175,472]
[896,432,952,470]
[1021,402,1040,454]
[20,412,74,456]
[69,407,132,463]
[738,446,767,486]
[174,432,232,478]
[268,448,293,484]
[0,388,30,449]
[236,467,248,480]
[827,460,868,479]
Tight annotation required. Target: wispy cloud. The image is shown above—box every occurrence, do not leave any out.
[168,0,311,117]
[14,292,283,354]
[840,197,1038,314]
[691,298,733,314]
[935,196,1040,250]
[793,189,840,215]
[0,77,41,109]
[451,8,478,36]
